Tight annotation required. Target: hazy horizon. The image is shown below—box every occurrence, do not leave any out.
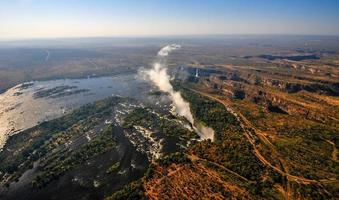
[0,1,339,198]
[1,0,339,40]
[1,34,339,43]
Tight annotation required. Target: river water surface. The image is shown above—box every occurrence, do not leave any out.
[0,74,152,149]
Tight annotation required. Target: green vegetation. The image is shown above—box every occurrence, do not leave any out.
[148,90,165,96]
[122,107,155,129]
[274,127,338,180]
[13,91,23,96]
[2,38,339,199]
[177,85,241,141]
[106,162,120,174]
[157,152,191,167]
[292,182,336,200]
[0,97,121,184]
[32,125,116,188]
[33,85,90,99]
[123,107,198,140]
[105,180,147,200]
[173,85,282,198]
[34,86,77,98]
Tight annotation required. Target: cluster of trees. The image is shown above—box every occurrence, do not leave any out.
[172,85,285,197]
[105,180,146,200]
[292,182,335,199]
[106,162,120,174]
[285,124,337,142]
[105,152,197,200]
[157,152,191,167]
[32,125,116,189]
[33,85,77,98]
[158,118,197,140]
[275,124,338,180]
[123,107,197,141]
[0,97,121,186]
[122,107,155,129]
[178,86,240,141]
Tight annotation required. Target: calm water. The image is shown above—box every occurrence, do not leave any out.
[0,74,153,149]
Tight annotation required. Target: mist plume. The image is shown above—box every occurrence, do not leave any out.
[144,44,214,141]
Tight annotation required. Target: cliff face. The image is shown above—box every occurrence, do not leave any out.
[165,64,338,199]
[186,65,338,126]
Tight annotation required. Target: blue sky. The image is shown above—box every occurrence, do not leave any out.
[1,0,339,39]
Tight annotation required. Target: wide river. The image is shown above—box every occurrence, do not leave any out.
[0,74,152,150]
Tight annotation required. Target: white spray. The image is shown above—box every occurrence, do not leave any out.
[145,44,214,141]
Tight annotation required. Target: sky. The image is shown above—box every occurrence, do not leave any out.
[1,0,339,39]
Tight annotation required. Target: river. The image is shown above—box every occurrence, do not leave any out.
[0,74,152,150]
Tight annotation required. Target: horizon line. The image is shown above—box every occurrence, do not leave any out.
[1,33,339,42]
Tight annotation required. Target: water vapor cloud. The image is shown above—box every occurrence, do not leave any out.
[144,44,214,141]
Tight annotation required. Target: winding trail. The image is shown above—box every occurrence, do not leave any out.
[188,88,338,187]
[326,140,338,162]
[145,155,251,199]
[187,154,250,183]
